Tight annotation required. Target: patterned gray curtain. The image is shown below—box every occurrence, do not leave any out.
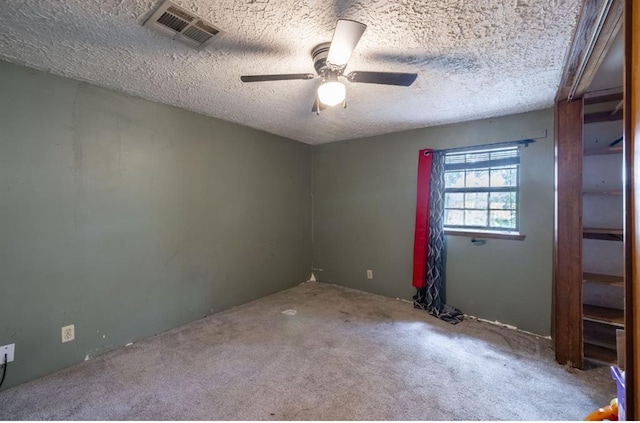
[413,151,464,324]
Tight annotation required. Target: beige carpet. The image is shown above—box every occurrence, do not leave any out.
[0,282,615,420]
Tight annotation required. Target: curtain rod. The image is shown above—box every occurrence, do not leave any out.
[433,138,536,154]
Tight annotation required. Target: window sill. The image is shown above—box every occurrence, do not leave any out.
[444,229,526,241]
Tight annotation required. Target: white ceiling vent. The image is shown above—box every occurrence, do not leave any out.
[143,1,219,49]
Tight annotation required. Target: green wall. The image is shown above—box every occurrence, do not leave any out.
[312,109,554,335]
[0,61,312,389]
[0,58,556,390]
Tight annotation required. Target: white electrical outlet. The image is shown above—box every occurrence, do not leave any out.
[0,344,15,363]
[61,324,75,343]
[367,269,373,279]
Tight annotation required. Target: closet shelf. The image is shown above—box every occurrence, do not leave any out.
[580,103,624,367]
[584,342,617,364]
[583,272,624,287]
[584,319,618,348]
[584,336,617,351]
[583,305,624,327]
[583,190,623,196]
[583,228,624,241]
[584,146,623,156]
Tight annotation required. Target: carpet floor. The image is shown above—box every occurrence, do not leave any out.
[0,281,615,420]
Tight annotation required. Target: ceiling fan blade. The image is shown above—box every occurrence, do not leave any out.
[347,71,418,86]
[326,19,367,68]
[311,96,327,114]
[240,73,315,82]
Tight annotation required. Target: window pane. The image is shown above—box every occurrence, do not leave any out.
[489,191,517,210]
[466,169,489,187]
[445,171,464,188]
[445,193,464,208]
[443,145,520,232]
[464,210,487,227]
[490,167,517,187]
[464,192,488,209]
[445,209,463,226]
[490,210,516,229]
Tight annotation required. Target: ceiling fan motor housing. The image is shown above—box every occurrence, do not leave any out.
[311,42,332,75]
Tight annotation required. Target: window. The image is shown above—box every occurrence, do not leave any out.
[444,146,520,232]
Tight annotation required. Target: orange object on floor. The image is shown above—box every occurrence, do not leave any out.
[584,399,618,421]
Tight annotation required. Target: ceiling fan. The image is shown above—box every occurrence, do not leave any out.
[240,20,418,114]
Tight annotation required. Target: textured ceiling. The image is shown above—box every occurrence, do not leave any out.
[0,0,582,144]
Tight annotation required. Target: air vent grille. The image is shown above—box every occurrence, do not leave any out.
[182,26,213,44]
[166,6,194,22]
[157,11,189,32]
[143,0,220,49]
[194,20,219,35]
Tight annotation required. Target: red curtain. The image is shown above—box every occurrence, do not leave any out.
[412,149,433,289]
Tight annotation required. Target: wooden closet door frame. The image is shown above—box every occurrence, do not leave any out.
[553,99,584,368]
[553,0,623,370]
[624,0,638,418]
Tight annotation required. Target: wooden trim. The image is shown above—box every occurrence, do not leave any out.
[624,0,638,418]
[444,229,525,241]
[574,0,624,97]
[584,109,624,123]
[557,0,624,101]
[554,99,584,368]
[557,2,602,100]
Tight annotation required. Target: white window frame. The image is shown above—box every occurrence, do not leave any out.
[443,146,521,233]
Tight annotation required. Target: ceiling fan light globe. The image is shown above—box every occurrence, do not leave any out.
[318,81,346,106]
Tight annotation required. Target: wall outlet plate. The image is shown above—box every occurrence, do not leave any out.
[0,343,15,363]
[367,269,373,279]
[62,324,75,343]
